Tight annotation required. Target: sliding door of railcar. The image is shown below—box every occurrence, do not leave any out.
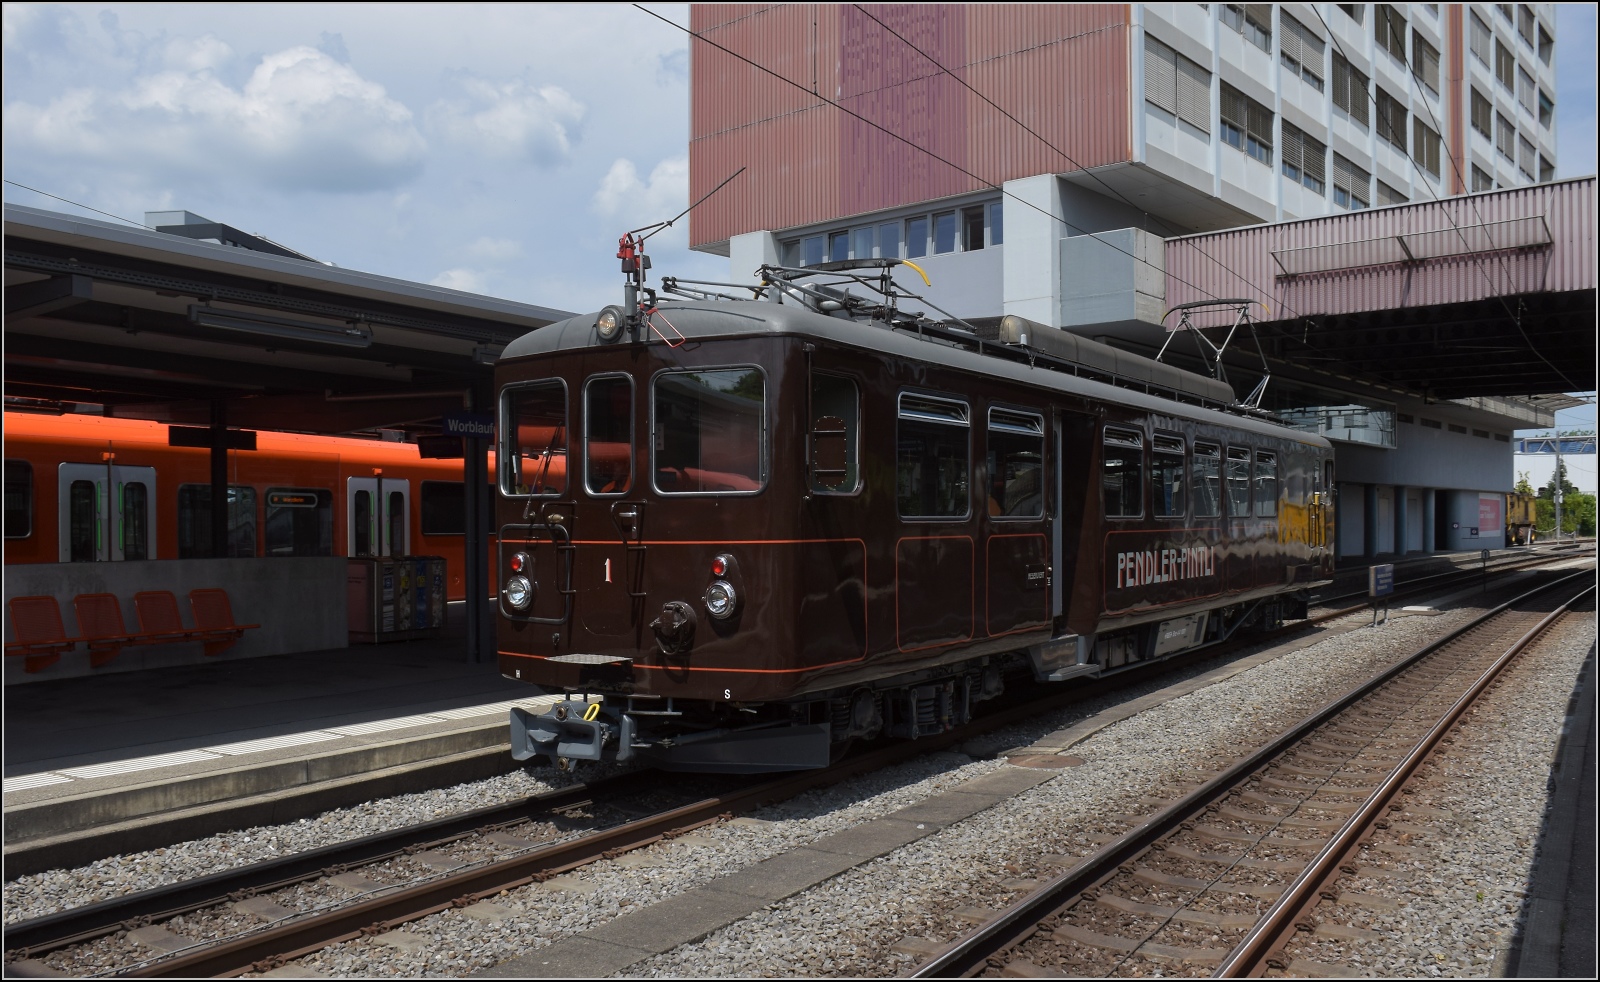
[57,463,157,561]
[347,477,410,557]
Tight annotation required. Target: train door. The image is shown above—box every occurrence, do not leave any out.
[347,477,410,557]
[984,406,1049,637]
[57,462,157,561]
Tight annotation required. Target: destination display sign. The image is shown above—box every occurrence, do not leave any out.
[267,491,319,508]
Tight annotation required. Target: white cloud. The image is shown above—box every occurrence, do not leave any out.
[428,77,584,165]
[592,155,688,222]
[3,45,426,193]
[430,268,488,294]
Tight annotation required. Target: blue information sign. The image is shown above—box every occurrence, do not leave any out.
[1369,563,1394,598]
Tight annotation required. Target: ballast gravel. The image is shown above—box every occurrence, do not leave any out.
[5,581,1590,980]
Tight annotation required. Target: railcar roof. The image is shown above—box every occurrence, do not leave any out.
[501,301,1331,449]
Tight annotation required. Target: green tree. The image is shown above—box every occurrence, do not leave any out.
[1514,472,1535,496]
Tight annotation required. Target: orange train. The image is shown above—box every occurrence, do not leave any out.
[2,412,494,600]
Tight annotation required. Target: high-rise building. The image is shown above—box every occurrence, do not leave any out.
[689,4,1558,324]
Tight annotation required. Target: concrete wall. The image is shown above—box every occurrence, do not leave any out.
[1336,419,1513,492]
[5,558,347,685]
[1061,227,1166,331]
[1437,490,1508,551]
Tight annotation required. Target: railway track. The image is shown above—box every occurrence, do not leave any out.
[5,555,1588,977]
[913,568,1593,978]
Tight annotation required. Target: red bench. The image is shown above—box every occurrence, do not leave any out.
[5,596,82,673]
[188,589,260,656]
[72,593,160,668]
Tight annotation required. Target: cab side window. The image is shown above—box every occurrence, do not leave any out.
[810,373,860,494]
[897,393,970,519]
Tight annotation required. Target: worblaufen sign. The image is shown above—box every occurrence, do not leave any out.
[441,412,495,439]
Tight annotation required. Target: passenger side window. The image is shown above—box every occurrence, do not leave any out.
[1255,451,1279,517]
[1102,427,1143,519]
[987,408,1044,519]
[810,373,860,494]
[1152,435,1186,518]
[4,460,33,538]
[177,484,256,558]
[897,393,970,519]
[266,488,333,556]
[1226,447,1253,517]
[1193,443,1221,518]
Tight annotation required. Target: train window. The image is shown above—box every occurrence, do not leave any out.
[584,375,634,496]
[266,488,333,555]
[653,368,767,495]
[1255,451,1279,517]
[810,373,860,494]
[1226,447,1252,517]
[121,482,150,560]
[353,490,373,556]
[987,408,1043,519]
[4,460,32,538]
[898,393,970,519]
[69,480,97,561]
[388,491,406,555]
[177,485,257,558]
[501,379,567,497]
[1193,443,1222,518]
[1152,435,1186,518]
[1102,427,1143,519]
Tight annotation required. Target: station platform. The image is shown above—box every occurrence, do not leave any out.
[2,606,555,876]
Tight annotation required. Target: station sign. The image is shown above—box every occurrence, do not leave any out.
[1369,563,1394,598]
[442,412,495,439]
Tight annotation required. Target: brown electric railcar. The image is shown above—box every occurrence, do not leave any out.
[497,260,1334,772]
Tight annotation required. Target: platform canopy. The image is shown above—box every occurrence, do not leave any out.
[3,204,572,435]
[1162,178,1596,403]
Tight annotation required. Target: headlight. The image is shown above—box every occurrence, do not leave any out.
[703,579,738,619]
[595,305,627,342]
[504,575,533,610]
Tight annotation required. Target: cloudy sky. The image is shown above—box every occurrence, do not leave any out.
[2,2,722,312]
[3,2,1594,488]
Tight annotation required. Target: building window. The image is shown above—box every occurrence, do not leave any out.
[1538,23,1552,65]
[879,222,901,259]
[989,202,1003,245]
[1221,4,1271,52]
[906,215,929,259]
[1332,54,1370,128]
[828,230,849,263]
[1375,5,1407,62]
[962,207,985,251]
[1538,90,1554,129]
[1221,83,1272,163]
[1280,14,1325,90]
[803,235,825,266]
[1470,12,1491,66]
[1517,5,1535,47]
[1497,4,1512,24]
[1472,165,1494,192]
[1377,181,1408,206]
[1495,39,1515,91]
[1144,34,1212,134]
[1497,113,1516,161]
[932,211,957,254]
[852,226,874,260]
[1518,136,1536,181]
[1540,155,1554,183]
[1471,88,1493,140]
[1376,88,1407,152]
[1412,31,1440,96]
[1281,122,1327,193]
[1413,118,1441,178]
[1333,153,1370,209]
[1336,4,1365,25]
[1517,67,1537,118]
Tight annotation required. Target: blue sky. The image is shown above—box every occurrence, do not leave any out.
[3,2,1595,491]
